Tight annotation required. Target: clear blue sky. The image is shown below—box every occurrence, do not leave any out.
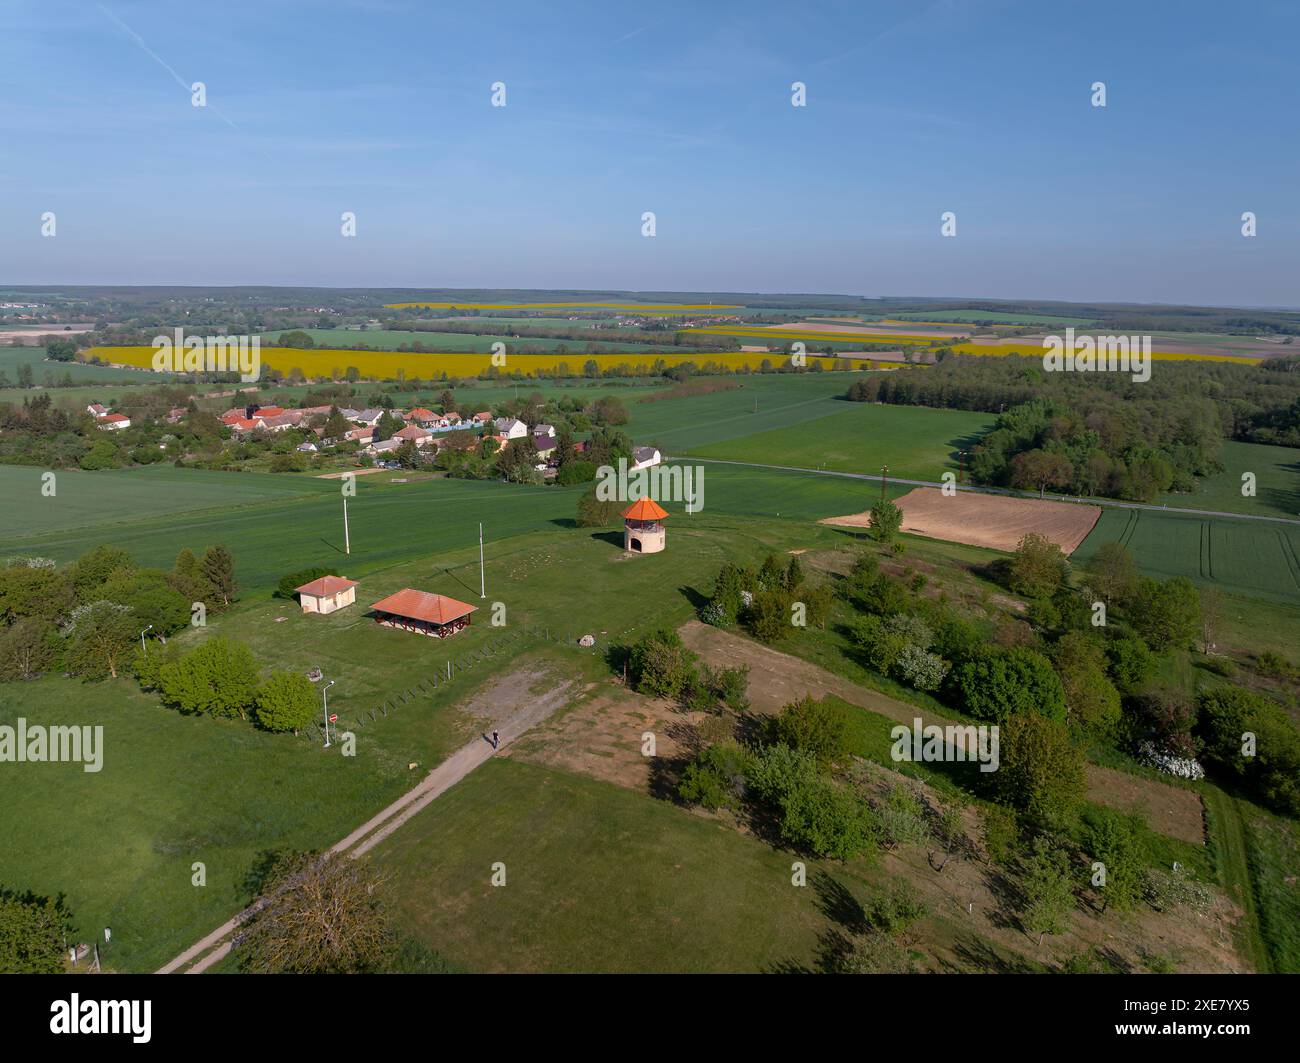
[2,0,1297,305]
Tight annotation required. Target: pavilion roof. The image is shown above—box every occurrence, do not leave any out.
[622,497,669,521]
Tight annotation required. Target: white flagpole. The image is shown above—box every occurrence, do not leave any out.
[343,496,351,555]
[479,522,486,598]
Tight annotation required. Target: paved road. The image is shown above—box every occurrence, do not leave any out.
[157,680,577,975]
[675,456,1300,527]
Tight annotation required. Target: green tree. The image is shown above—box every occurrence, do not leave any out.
[1085,542,1139,605]
[158,637,260,719]
[626,629,698,701]
[769,695,851,767]
[869,498,903,542]
[950,646,1066,722]
[1021,836,1074,946]
[1053,631,1122,738]
[0,617,59,680]
[256,671,317,734]
[201,545,238,607]
[1084,808,1145,913]
[63,600,135,679]
[575,486,620,528]
[1131,577,1200,653]
[0,887,73,973]
[1008,533,1068,598]
[995,712,1087,825]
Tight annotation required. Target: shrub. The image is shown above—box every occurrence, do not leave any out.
[256,671,318,733]
[627,629,697,701]
[769,696,851,767]
[949,646,1066,723]
[276,566,339,600]
[895,644,949,691]
[677,743,753,811]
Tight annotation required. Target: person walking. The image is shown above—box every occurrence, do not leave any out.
[490,729,500,750]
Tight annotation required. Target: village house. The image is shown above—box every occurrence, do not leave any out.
[296,441,318,453]
[254,412,300,433]
[86,403,108,418]
[96,413,131,431]
[404,408,438,427]
[363,438,403,458]
[494,417,528,439]
[392,424,434,447]
[294,575,357,615]
[534,423,556,438]
[352,409,385,427]
[632,446,662,471]
[344,426,375,445]
[472,411,493,425]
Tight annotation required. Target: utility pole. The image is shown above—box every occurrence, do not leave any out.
[880,464,889,501]
[479,522,486,599]
[322,680,335,748]
[343,496,351,555]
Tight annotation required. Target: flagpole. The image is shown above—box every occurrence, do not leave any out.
[479,522,485,598]
[343,496,351,555]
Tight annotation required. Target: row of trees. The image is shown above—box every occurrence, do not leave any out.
[0,544,237,682]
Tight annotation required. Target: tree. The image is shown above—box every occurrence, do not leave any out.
[784,554,804,591]
[995,712,1086,825]
[1052,631,1121,738]
[746,586,791,643]
[201,545,238,607]
[68,544,135,597]
[1085,542,1138,605]
[158,637,260,719]
[0,886,73,973]
[950,646,1066,722]
[592,395,628,425]
[769,696,851,767]
[626,629,698,701]
[99,569,190,636]
[0,617,59,680]
[1021,836,1074,946]
[1131,577,1200,653]
[256,671,317,734]
[236,851,392,974]
[803,582,834,630]
[1007,533,1068,598]
[63,600,135,679]
[869,498,903,542]
[1008,449,1073,496]
[1197,686,1300,816]
[575,486,619,528]
[1084,808,1145,913]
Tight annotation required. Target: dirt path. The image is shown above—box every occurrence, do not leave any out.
[677,621,1205,845]
[157,673,577,974]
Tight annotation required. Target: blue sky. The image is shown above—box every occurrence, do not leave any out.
[2,0,1297,305]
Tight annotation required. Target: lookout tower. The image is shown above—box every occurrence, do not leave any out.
[622,497,668,554]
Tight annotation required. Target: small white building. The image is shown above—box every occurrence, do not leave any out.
[363,438,403,457]
[494,417,528,439]
[534,423,556,438]
[294,575,358,615]
[632,446,662,471]
[96,413,131,431]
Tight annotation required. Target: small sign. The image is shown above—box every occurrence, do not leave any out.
[329,714,338,723]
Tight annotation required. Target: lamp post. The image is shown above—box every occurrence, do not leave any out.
[880,465,889,501]
[140,624,153,654]
[322,680,336,748]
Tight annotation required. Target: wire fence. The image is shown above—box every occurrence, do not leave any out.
[300,622,592,741]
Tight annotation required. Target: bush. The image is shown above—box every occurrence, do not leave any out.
[256,671,318,733]
[1197,686,1300,816]
[677,743,753,811]
[626,629,697,701]
[276,566,339,600]
[768,696,851,766]
[158,637,260,720]
[949,646,1066,722]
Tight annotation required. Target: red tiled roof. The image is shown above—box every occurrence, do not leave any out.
[393,425,430,440]
[100,413,129,423]
[406,408,435,420]
[622,497,668,521]
[370,589,478,625]
[295,575,357,597]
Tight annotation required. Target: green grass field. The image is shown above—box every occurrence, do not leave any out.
[1159,439,1300,519]
[891,310,1098,327]
[372,757,871,973]
[685,403,995,483]
[1074,506,1300,605]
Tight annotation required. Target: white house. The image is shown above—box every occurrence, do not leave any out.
[363,438,403,457]
[96,413,131,431]
[86,403,108,418]
[352,409,385,427]
[534,423,556,438]
[296,441,318,453]
[294,575,357,615]
[494,417,528,439]
[392,425,434,447]
[632,446,662,471]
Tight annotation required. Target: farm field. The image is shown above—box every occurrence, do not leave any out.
[1074,506,1300,604]
[1159,439,1300,519]
[0,464,329,539]
[825,486,1101,554]
[679,402,994,482]
[0,344,161,385]
[83,345,855,380]
[889,310,1099,327]
[259,327,686,354]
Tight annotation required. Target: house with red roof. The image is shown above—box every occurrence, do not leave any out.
[96,413,131,431]
[294,575,357,615]
[370,589,477,638]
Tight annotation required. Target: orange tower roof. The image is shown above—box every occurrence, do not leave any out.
[622,497,669,521]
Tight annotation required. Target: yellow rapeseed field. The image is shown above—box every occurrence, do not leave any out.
[84,345,849,380]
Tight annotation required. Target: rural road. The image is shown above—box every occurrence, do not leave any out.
[675,456,1300,527]
[157,679,577,975]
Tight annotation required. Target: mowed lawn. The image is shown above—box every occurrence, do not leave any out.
[0,676,461,972]
[371,758,859,973]
[686,403,995,483]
